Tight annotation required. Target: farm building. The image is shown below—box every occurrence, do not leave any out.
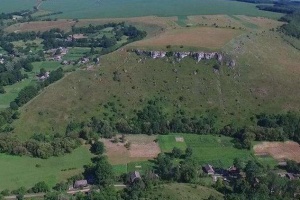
[74,180,88,188]
[129,171,141,183]
[203,164,215,175]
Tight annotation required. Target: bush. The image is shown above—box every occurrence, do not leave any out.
[32,181,50,193]
[90,141,105,155]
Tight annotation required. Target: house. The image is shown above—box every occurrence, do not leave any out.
[129,171,141,183]
[12,15,23,20]
[203,164,215,175]
[74,180,88,188]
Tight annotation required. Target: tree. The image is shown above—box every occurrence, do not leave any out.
[9,101,18,110]
[172,147,182,158]
[91,141,105,155]
[93,156,115,186]
[233,158,244,170]
[0,86,5,94]
[32,181,49,193]
[244,160,261,185]
[53,182,69,192]
[39,68,46,76]
[185,147,193,158]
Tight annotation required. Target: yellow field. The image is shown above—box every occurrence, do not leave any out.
[130,26,242,50]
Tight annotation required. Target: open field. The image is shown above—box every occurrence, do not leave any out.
[39,0,282,19]
[0,0,35,13]
[254,141,300,162]
[159,134,252,168]
[101,135,160,165]
[130,26,242,50]
[0,145,93,190]
[5,16,175,36]
[145,183,223,200]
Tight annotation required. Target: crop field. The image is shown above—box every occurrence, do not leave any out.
[130,26,243,50]
[0,145,93,190]
[6,20,77,33]
[254,141,300,162]
[101,134,160,165]
[0,0,35,13]
[145,183,223,200]
[158,134,252,168]
[0,61,62,110]
[39,0,282,19]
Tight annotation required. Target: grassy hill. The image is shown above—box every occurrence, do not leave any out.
[144,183,223,200]
[10,16,300,139]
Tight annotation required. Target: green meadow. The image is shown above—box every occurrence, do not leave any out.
[145,183,223,200]
[158,134,252,168]
[0,145,93,190]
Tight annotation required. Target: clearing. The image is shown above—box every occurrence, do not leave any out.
[129,27,242,50]
[158,134,252,168]
[101,134,160,165]
[253,141,300,162]
[0,145,93,190]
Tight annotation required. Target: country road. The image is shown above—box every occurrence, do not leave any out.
[4,185,126,199]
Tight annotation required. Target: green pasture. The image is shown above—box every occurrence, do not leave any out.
[158,134,252,168]
[63,47,91,61]
[0,145,93,190]
[40,0,282,19]
[113,160,154,176]
[145,183,223,200]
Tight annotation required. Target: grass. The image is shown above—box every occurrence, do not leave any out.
[159,134,252,168]
[145,183,223,200]
[7,15,300,161]
[63,47,91,61]
[112,164,128,176]
[0,0,35,13]
[127,161,155,174]
[40,0,282,19]
[0,145,93,190]
[158,135,187,152]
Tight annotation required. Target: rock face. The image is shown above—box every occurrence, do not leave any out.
[132,49,226,64]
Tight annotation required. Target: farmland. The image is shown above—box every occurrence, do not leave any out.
[254,141,300,163]
[39,0,282,19]
[158,134,252,168]
[0,145,93,190]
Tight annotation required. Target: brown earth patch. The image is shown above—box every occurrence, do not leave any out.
[129,27,242,49]
[253,141,300,162]
[101,134,160,165]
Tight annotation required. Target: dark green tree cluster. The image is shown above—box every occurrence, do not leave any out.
[0,133,80,159]
[225,160,300,200]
